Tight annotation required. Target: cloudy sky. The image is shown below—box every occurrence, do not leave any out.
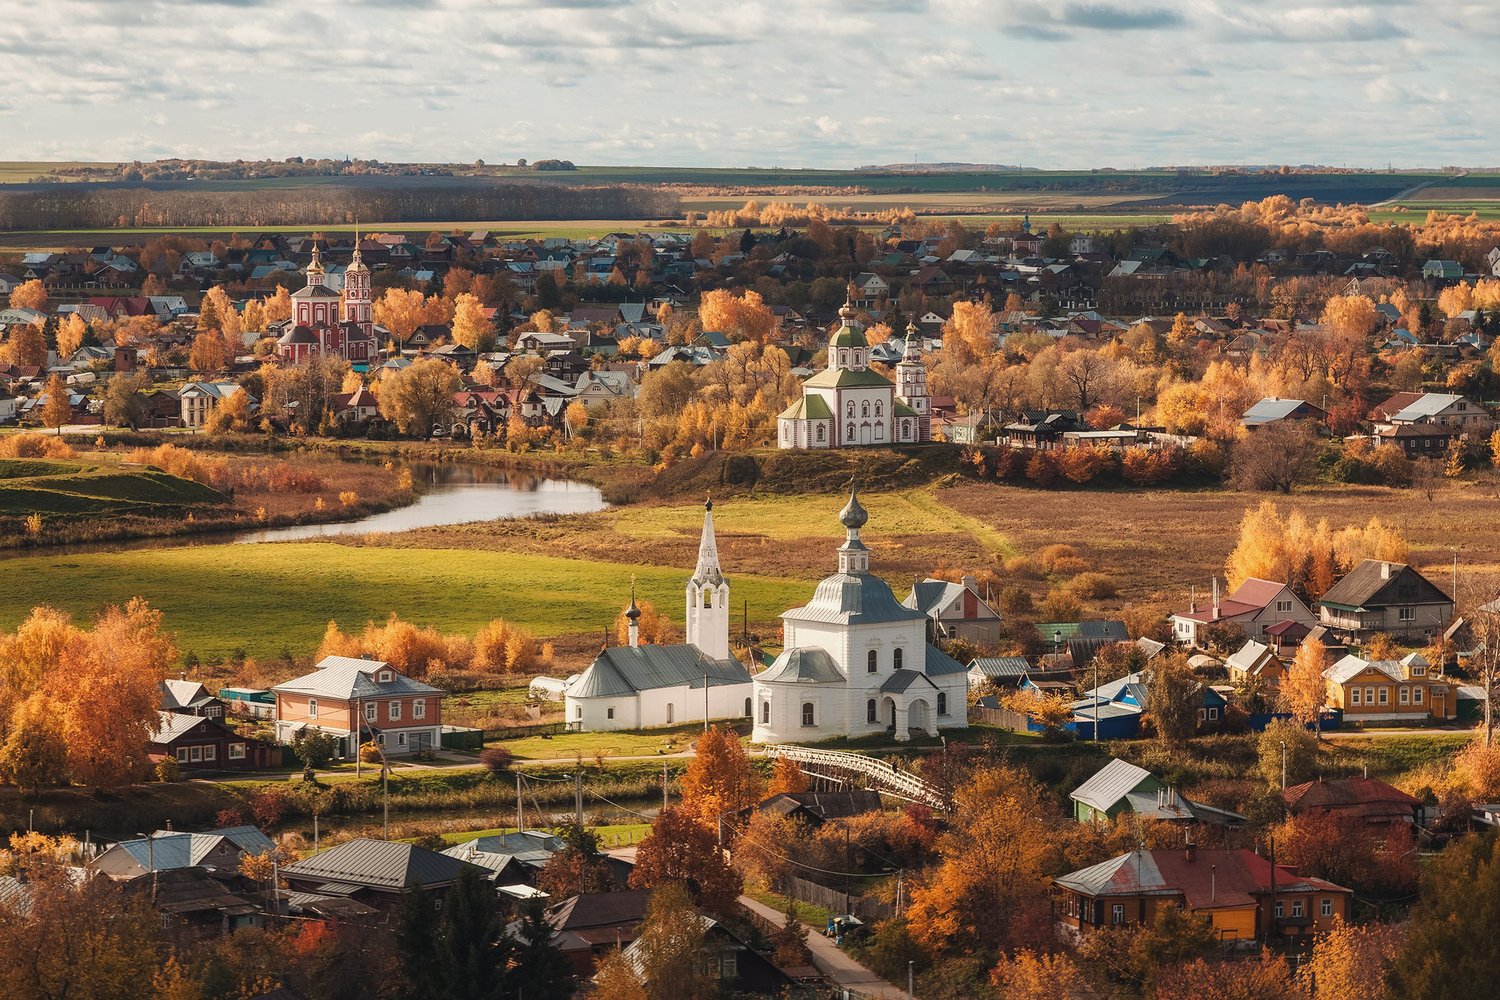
[1,0,1493,168]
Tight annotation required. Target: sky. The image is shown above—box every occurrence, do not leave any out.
[0,0,1495,169]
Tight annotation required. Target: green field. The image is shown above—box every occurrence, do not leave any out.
[0,457,225,516]
[0,541,814,661]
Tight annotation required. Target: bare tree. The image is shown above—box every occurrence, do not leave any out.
[1229,422,1321,493]
[1465,584,1500,746]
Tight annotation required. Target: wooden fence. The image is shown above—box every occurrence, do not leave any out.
[485,721,567,741]
[782,875,894,924]
[969,705,1030,730]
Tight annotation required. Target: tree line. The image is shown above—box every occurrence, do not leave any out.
[0,182,677,230]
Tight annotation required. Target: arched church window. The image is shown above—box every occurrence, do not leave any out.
[894,648,903,671]
[840,350,848,366]
[875,401,883,417]
[761,701,770,724]
[867,650,878,673]
[847,423,855,440]
[817,425,826,442]
[846,402,855,418]
[938,692,948,716]
[801,702,815,727]
[704,589,713,609]
[745,697,752,717]
[867,699,877,723]
[861,401,870,418]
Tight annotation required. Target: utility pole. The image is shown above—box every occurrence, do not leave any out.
[516,772,524,831]
[662,761,669,811]
[908,960,915,1000]
[703,673,710,732]
[1280,739,1287,790]
[574,771,584,829]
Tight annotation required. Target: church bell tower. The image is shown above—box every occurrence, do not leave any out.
[685,499,731,661]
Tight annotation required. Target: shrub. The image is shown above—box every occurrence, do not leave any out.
[1066,572,1118,600]
[155,758,182,783]
[480,746,514,775]
[249,784,296,827]
[0,433,75,459]
[1036,544,1081,574]
[1039,589,1082,623]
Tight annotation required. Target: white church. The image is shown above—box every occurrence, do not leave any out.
[563,491,969,743]
[777,303,932,449]
[563,501,754,732]
[750,491,969,743]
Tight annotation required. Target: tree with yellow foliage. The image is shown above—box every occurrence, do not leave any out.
[1438,282,1474,319]
[7,278,47,312]
[55,313,87,359]
[940,299,997,364]
[698,289,776,344]
[204,388,253,434]
[614,599,675,646]
[1280,640,1329,738]
[1319,294,1377,339]
[40,373,73,435]
[991,950,1089,1000]
[374,287,444,348]
[449,292,494,350]
[0,319,47,367]
[1300,918,1402,1000]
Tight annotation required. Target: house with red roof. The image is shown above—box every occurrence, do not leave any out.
[1053,845,1352,943]
[1170,578,1317,647]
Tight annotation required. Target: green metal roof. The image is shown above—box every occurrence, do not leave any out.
[779,395,833,420]
[829,322,868,349]
[803,367,893,390]
[893,400,917,417]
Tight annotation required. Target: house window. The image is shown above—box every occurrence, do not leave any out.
[607,708,615,720]
[761,702,770,724]
[307,698,318,719]
[398,733,407,747]
[190,746,203,762]
[379,671,393,683]
[575,705,583,719]
[1414,686,1424,705]
[1208,706,1219,721]
[801,702,815,727]
[938,693,948,716]
[377,734,385,747]
[1379,687,1389,705]
[1365,686,1375,706]
[846,402,855,418]
[1400,687,1410,705]
[667,703,674,724]
[868,650,878,674]
[1321,899,1334,917]
[203,745,216,761]
[1111,904,1125,925]
[723,953,736,978]
[176,748,189,763]
[867,699,878,723]
[847,423,855,440]
[229,743,245,760]
[389,702,402,722]
[1274,902,1284,918]
[1351,688,1362,706]
[1292,901,1304,918]
[875,401,883,418]
[1412,664,1426,677]
[414,700,426,719]
[861,401,870,418]
[894,648,903,671]
[1399,607,1416,622]
[1277,600,1293,614]
[365,703,377,722]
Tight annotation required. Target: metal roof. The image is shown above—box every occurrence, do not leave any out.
[969,656,1032,678]
[283,839,485,891]
[566,644,750,700]
[880,669,939,694]
[784,573,928,626]
[273,656,444,700]
[757,647,845,685]
[1071,758,1156,812]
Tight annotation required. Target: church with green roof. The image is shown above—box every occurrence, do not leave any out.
[777,301,931,448]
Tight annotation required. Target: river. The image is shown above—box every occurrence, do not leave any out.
[234,462,607,544]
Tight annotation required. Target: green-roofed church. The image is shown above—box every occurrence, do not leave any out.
[777,301,930,448]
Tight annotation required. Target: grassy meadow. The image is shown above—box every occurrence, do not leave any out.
[0,456,224,516]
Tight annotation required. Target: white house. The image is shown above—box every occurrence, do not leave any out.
[179,381,251,429]
[564,501,753,731]
[751,491,969,743]
[1170,577,1317,647]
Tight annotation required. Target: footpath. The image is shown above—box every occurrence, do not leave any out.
[737,894,910,1000]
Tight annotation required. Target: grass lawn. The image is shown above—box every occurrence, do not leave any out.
[0,541,812,662]
[0,457,224,516]
[745,888,832,928]
[499,723,725,761]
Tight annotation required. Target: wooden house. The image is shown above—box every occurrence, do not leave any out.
[1323,652,1456,722]
[1317,561,1454,643]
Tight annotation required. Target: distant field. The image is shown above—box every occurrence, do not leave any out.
[0,161,115,183]
[681,191,1164,214]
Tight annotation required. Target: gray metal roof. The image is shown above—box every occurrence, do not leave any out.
[273,656,444,700]
[784,573,929,626]
[968,656,1032,678]
[906,579,965,615]
[112,826,274,872]
[566,644,749,699]
[924,643,968,676]
[1054,850,1171,897]
[1071,758,1156,812]
[1225,640,1274,675]
[757,647,844,685]
[283,838,485,891]
[880,669,939,694]
[160,679,216,711]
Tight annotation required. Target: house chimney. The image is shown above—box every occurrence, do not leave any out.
[1190,585,1197,615]
[1185,841,1197,863]
[1380,561,1393,580]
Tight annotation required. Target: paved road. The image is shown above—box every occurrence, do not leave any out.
[738,894,910,1000]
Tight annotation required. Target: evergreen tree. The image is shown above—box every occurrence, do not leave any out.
[398,871,515,1000]
[511,901,576,1000]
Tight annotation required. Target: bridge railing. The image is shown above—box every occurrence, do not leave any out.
[763,744,948,811]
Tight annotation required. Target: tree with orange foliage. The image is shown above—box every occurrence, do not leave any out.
[990,950,1090,1000]
[1299,918,1402,1000]
[905,763,1057,958]
[766,757,809,796]
[614,599,674,646]
[373,287,444,348]
[40,373,73,435]
[55,313,87,360]
[697,289,776,344]
[1279,639,1329,737]
[629,805,742,913]
[7,278,47,312]
[678,726,758,831]
[1152,951,1303,1000]
[449,292,494,350]
[1,319,48,367]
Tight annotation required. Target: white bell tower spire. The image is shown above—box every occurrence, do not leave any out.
[686,498,730,660]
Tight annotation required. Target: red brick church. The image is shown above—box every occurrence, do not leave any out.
[276,241,378,365]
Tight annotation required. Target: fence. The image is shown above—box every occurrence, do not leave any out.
[782,874,894,924]
[969,705,1030,730]
[485,721,567,741]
